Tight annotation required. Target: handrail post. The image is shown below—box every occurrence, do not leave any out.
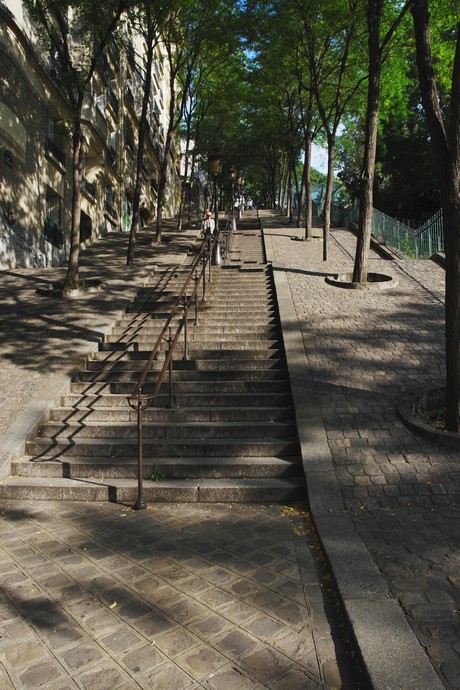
[179,295,191,361]
[193,270,199,325]
[133,389,147,511]
[208,237,212,283]
[202,253,207,301]
[165,327,175,409]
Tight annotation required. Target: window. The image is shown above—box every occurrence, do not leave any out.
[105,184,117,218]
[44,188,64,249]
[96,93,105,114]
[45,119,66,166]
[45,189,61,227]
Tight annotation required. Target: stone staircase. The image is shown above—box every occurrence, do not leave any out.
[0,221,306,504]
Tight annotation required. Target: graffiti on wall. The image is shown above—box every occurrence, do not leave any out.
[0,200,48,268]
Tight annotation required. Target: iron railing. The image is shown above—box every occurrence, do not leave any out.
[412,208,444,258]
[335,198,444,260]
[126,229,222,510]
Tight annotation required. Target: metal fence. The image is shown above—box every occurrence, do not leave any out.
[325,192,445,260]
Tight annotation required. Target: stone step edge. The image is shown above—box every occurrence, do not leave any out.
[11,456,302,479]
[40,416,295,428]
[0,477,306,504]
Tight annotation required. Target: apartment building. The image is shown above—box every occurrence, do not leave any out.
[0,0,181,269]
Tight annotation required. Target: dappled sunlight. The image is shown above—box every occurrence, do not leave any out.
[0,500,370,688]
[264,211,459,688]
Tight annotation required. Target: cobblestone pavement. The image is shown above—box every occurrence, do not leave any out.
[0,227,195,443]
[0,223,369,689]
[262,211,460,690]
[0,501,365,689]
[1,214,458,688]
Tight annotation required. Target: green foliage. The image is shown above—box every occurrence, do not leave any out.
[150,469,165,481]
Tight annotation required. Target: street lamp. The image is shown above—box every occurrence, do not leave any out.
[236,174,245,218]
[229,167,237,231]
[208,153,222,264]
[209,153,222,231]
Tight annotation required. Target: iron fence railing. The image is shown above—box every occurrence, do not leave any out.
[324,191,445,260]
[127,227,229,510]
[413,208,444,258]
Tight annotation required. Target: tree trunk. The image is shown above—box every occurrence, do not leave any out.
[304,136,313,240]
[287,163,293,223]
[127,22,154,266]
[278,157,286,212]
[63,123,85,292]
[443,199,460,431]
[297,148,307,228]
[353,0,383,283]
[322,137,335,261]
[411,0,459,432]
[154,157,168,243]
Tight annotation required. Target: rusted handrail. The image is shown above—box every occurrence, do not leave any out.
[126,230,219,510]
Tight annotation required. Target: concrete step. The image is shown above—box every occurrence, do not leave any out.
[99,344,284,358]
[50,405,294,423]
[86,356,286,371]
[0,224,306,506]
[116,313,279,326]
[25,436,300,458]
[37,419,297,440]
[77,369,289,383]
[110,323,279,335]
[0,477,306,504]
[104,329,281,342]
[102,380,290,395]
[62,391,293,407]
[11,456,302,479]
[106,329,280,342]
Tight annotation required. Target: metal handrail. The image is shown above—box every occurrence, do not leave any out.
[126,230,220,510]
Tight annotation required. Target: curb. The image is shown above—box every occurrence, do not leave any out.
[263,228,445,690]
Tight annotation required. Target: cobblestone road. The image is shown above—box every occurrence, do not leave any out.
[263,212,459,690]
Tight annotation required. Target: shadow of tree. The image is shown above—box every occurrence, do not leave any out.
[0,501,372,689]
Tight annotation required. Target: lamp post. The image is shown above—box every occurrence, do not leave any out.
[208,153,222,265]
[209,153,222,231]
[236,174,245,219]
[230,167,237,232]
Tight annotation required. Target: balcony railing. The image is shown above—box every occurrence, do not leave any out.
[108,146,117,168]
[125,135,135,153]
[125,85,135,107]
[95,106,108,141]
[96,54,109,83]
[107,87,119,116]
[81,177,96,197]
[105,201,117,219]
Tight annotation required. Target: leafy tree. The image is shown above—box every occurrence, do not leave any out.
[125,1,168,265]
[352,0,413,283]
[176,10,244,229]
[153,0,240,242]
[24,0,134,291]
[297,0,368,260]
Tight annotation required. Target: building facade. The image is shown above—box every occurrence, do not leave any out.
[0,0,181,269]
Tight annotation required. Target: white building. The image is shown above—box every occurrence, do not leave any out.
[0,0,181,268]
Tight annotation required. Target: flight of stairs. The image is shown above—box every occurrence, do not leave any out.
[0,221,306,504]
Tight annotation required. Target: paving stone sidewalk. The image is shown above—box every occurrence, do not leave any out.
[261,210,459,690]
[0,221,368,689]
[0,213,458,689]
[0,225,199,478]
[0,501,365,689]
